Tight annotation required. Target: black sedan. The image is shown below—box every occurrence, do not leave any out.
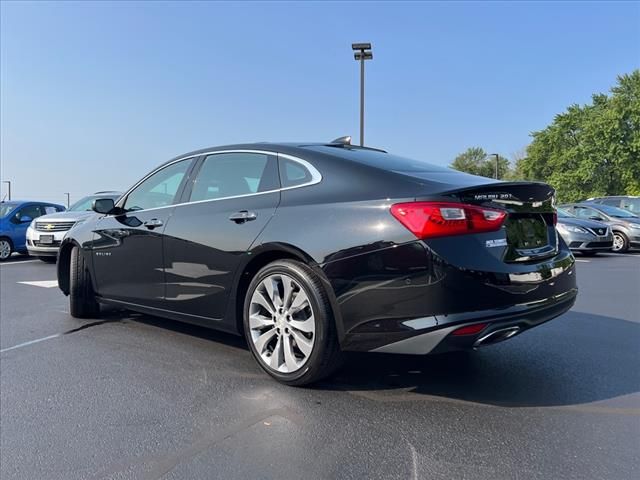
[57,140,577,385]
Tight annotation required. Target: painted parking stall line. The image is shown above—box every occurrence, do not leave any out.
[17,280,58,288]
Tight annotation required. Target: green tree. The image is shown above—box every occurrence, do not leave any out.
[517,70,640,201]
[451,147,511,179]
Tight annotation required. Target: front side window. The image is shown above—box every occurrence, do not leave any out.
[189,153,278,202]
[124,159,192,211]
[13,204,43,223]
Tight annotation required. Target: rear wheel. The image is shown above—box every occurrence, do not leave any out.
[244,260,343,386]
[0,238,13,261]
[69,246,100,318]
[612,232,629,253]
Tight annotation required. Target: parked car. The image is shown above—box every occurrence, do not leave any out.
[26,191,122,262]
[0,201,65,261]
[560,203,640,252]
[586,196,640,215]
[555,208,612,256]
[57,140,577,385]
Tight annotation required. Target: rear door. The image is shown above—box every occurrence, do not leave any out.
[162,151,280,324]
[92,157,196,307]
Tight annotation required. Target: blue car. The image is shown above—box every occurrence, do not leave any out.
[0,201,66,261]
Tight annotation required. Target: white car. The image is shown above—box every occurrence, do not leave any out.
[26,191,121,262]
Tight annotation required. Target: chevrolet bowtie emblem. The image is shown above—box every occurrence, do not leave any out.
[45,224,54,230]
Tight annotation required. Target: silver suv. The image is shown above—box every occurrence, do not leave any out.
[26,192,121,262]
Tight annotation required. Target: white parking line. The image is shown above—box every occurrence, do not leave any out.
[575,259,591,263]
[18,280,59,288]
[0,260,41,266]
[0,334,62,353]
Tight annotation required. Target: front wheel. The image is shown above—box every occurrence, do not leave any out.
[612,232,629,253]
[0,238,13,261]
[69,246,100,318]
[243,260,343,386]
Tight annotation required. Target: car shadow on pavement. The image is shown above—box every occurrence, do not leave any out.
[317,311,640,408]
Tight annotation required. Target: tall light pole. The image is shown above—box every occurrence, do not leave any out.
[2,180,11,200]
[64,192,70,208]
[491,153,499,179]
[352,43,372,147]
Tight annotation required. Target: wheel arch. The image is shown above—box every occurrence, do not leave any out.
[57,240,81,295]
[227,243,342,338]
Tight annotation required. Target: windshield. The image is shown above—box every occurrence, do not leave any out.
[594,204,639,218]
[620,198,640,214]
[557,208,574,218]
[0,203,18,218]
[68,195,119,212]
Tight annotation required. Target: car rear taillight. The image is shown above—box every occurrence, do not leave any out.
[390,202,507,239]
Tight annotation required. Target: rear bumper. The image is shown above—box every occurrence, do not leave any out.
[369,289,577,354]
[323,239,577,353]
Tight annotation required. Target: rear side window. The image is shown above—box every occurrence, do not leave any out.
[280,159,312,188]
[189,153,278,202]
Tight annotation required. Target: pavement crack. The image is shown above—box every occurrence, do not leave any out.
[62,319,122,336]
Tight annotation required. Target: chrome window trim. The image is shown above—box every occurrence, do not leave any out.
[115,149,322,214]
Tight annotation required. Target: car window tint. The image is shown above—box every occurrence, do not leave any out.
[15,205,42,221]
[44,206,58,214]
[574,207,597,219]
[190,153,278,202]
[280,159,312,188]
[124,159,192,211]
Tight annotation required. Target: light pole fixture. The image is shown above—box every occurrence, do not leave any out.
[491,153,499,179]
[2,180,11,201]
[352,42,373,147]
[64,192,70,208]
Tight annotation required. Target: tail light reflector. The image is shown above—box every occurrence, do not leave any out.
[390,202,507,239]
[451,323,489,336]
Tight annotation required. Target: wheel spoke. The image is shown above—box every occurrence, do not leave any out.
[270,336,283,370]
[283,334,298,371]
[282,277,294,309]
[249,313,273,329]
[253,290,275,315]
[254,327,276,354]
[289,316,314,333]
[291,329,313,357]
[289,290,309,313]
[262,277,281,308]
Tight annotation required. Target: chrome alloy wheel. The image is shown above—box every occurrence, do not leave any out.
[249,273,316,374]
[0,240,11,260]
[612,232,625,252]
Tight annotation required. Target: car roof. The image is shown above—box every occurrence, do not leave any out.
[0,200,63,206]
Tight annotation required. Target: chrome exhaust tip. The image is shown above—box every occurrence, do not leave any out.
[473,326,521,348]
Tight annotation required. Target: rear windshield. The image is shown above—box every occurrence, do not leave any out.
[308,146,451,174]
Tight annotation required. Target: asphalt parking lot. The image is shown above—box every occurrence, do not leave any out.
[1,253,639,480]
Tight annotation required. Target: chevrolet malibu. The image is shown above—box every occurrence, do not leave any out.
[57,140,577,385]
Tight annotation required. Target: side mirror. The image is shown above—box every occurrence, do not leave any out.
[92,198,115,214]
[589,216,604,221]
[19,215,33,224]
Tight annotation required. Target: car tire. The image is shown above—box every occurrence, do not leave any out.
[69,246,100,318]
[39,256,57,264]
[0,237,13,262]
[612,231,630,253]
[243,259,343,386]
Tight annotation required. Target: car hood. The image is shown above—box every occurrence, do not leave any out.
[557,217,608,229]
[34,211,96,223]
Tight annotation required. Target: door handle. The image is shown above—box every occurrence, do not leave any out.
[143,218,164,229]
[229,210,257,224]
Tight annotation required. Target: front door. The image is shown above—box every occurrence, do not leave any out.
[92,157,195,306]
[162,151,281,325]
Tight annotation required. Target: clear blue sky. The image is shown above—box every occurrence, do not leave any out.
[1,0,638,203]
